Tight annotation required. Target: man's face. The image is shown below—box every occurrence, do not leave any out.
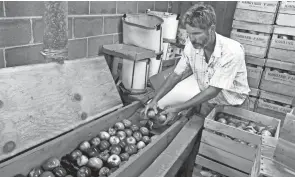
[186,24,211,49]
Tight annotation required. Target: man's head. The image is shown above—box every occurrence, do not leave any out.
[182,4,216,49]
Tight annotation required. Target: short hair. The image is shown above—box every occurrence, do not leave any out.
[182,4,216,30]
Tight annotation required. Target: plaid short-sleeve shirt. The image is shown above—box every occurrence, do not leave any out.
[174,33,251,105]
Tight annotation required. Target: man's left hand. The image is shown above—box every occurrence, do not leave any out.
[160,106,180,125]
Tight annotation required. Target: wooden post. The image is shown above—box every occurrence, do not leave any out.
[41,1,68,64]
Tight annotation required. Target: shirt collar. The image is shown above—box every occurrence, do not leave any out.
[193,33,222,58]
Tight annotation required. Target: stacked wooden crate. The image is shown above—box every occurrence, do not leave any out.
[258,2,295,123]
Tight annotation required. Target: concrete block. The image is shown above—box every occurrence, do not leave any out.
[68,18,73,39]
[88,35,113,57]
[68,38,87,60]
[155,1,168,12]
[68,1,89,15]
[113,33,123,44]
[0,49,5,68]
[5,1,44,16]
[138,1,154,13]
[32,18,44,43]
[90,1,116,14]
[74,17,103,38]
[117,1,138,14]
[104,16,122,34]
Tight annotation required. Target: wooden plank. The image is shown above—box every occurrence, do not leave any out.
[268,47,295,63]
[232,20,274,33]
[195,155,249,177]
[270,34,295,51]
[243,44,267,58]
[139,115,204,177]
[280,112,295,143]
[0,101,141,176]
[260,77,295,97]
[230,29,271,48]
[265,59,295,74]
[259,156,295,177]
[234,8,276,24]
[247,66,263,88]
[199,142,253,173]
[276,13,295,27]
[236,1,279,13]
[274,138,295,170]
[0,57,123,162]
[245,56,266,66]
[255,100,288,122]
[201,130,256,161]
[260,90,294,105]
[110,116,189,177]
[279,1,295,15]
[273,25,295,37]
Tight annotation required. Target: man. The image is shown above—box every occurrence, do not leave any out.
[145,4,250,123]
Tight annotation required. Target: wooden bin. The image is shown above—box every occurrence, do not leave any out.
[198,106,281,177]
[268,25,295,63]
[234,1,279,24]
[251,136,295,177]
[230,20,273,58]
[259,59,295,96]
[276,1,295,27]
[0,56,189,177]
[256,90,293,123]
[245,56,265,88]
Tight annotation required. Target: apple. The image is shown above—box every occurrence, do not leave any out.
[40,172,55,177]
[42,157,60,171]
[29,167,44,177]
[126,136,136,145]
[87,157,103,170]
[147,109,156,119]
[110,145,122,155]
[125,144,138,155]
[85,147,100,157]
[109,136,120,145]
[77,166,91,177]
[227,122,236,127]
[137,141,146,149]
[108,127,117,136]
[217,118,227,124]
[98,150,110,162]
[90,137,101,147]
[70,150,82,161]
[53,167,67,177]
[98,167,110,176]
[107,154,121,167]
[124,129,133,137]
[79,141,91,152]
[99,131,110,140]
[118,139,127,149]
[99,140,110,151]
[133,131,143,142]
[77,155,88,167]
[244,128,256,134]
[139,127,150,136]
[114,122,125,130]
[117,131,127,140]
[120,152,130,161]
[130,124,139,132]
[261,129,272,136]
[157,114,167,124]
[142,136,151,144]
[122,119,132,128]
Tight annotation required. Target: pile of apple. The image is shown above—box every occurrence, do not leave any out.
[270,67,295,78]
[22,119,156,177]
[199,167,227,177]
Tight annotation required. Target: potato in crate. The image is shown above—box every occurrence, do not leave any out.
[199,106,281,177]
[268,25,295,63]
[234,1,279,24]
[230,20,273,58]
[276,1,295,27]
[256,90,292,123]
[245,56,265,88]
[259,59,295,97]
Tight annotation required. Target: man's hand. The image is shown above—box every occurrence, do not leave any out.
[160,106,180,125]
[142,100,158,120]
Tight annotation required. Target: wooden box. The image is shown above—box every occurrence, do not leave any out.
[199,106,281,176]
[234,1,279,24]
[268,26,295,63]
[241,87,260,111]
[251,136,295,177]
[256,90,293,123]
[231,20,273,58]
[245,56,265,88]
[259,59,295,96]
[276,1,295,27]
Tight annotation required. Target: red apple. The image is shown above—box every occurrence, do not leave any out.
[70,150,82,161]
[77,155,88,167]
[133,131,143,141]
[110,145,122,155]
[139,127,149,136]
[42,157,60,171]
[90,137,101,147]
[157,114,167,124]
[227,122,236,127]
[142,136,151,144]
[85,147,100,157]
[99,131,110,140]
[98,150,110,162]
[40,172,55,177]
[98,167,110,176]
[120,152,130,161]
[122,119,132,128]
[114,122,125,130]
[261,129,272,136]
[118,139,127,149]
[79,141,91,152]
[130,124,139,132]
[126,136,136,145]
[125,144,138,155]
[87,157,103,170]
[117,131,127,140]
[147,110,156,119]
[137,141,146,149]
[109,136,120,145]
[77,166,91,177]
[29,167,44,177]
[99,140,110,151]
[108,127,117,136]
[53,167,67,177]
[107,154,121,167]
[124,129,133,137]
[217,118,227,124]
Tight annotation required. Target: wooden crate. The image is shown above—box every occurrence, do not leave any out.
[256,90,293,123]
[251,136,295,177]
[245,56,265,88]
[259,59,295,96]
[200,106,281,175]
[276,1,295,27]
[236,1,279,13]
[268,26,295,63]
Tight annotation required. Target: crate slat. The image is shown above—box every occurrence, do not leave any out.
[234,8,276,24]
[243,44,268,58]
[232,20,274,33]
[267,47,295,63]
[231,30,271,48]
[237,1,279,13]
[270,34,295,51]
[276,13,295,27]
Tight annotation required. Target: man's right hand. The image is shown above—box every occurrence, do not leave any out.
[143,100,158,119]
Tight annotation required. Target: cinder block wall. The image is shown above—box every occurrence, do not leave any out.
[0,1,178,68]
